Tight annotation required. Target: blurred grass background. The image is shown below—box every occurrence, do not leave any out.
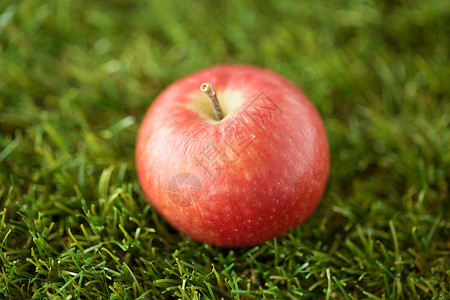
[0,0,449,298]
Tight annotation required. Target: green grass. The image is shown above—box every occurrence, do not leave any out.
[0,0,449,298]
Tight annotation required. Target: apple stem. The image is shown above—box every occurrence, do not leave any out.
[201,83,223,121]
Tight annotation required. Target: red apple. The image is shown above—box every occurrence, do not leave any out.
[136,65,329,248]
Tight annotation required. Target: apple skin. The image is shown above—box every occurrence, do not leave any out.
[136,65,329,248]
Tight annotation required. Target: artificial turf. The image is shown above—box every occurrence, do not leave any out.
[0,0,449,299]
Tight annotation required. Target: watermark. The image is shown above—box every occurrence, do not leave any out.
[243,92,283,131]
[167,92,282,207]
[167,173,202,207]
